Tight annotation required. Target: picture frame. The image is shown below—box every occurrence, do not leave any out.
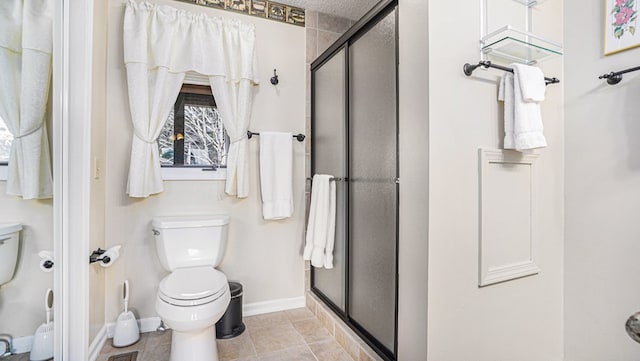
[605,0,640,55]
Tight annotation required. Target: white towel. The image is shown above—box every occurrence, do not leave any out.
[259,132,293,220]
[498,64,547,151]
[498,72,516,149]
[303,175,337,269]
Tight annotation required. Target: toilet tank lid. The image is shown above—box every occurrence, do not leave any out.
[0,223,22,236]
[152,215,230,229]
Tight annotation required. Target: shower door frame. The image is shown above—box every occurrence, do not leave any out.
[310,1,399,360]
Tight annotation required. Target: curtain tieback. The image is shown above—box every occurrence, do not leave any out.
[14,124,44,139]
[134,130,157,144]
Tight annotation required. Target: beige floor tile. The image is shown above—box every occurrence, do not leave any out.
[244,311,291,330]
[144,330,172,348]
[309,340,354,361]
[249,323,305,355]
[217,332,257,361]
[292,318,333,345]
[285,307,315,322]
[100,336,147,355]
[257,345,317,361]
[140,342,170,361]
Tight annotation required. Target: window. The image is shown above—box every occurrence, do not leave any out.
[157,84,228,180]
[0,116,11,180]
[0,116,11,165]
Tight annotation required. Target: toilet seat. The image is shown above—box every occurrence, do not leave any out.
[159,267,228,307]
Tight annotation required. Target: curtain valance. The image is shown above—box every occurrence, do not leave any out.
[124,1,259,83]
[124,1,259,198]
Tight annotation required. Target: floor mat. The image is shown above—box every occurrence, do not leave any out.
[107,351,138,361]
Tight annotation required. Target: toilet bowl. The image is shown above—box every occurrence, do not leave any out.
[152,215,231,361]
[156,267,230,361]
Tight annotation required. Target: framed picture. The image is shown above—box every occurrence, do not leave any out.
[605,0,640,55]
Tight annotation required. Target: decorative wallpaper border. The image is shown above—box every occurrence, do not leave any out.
[176,0,305,27]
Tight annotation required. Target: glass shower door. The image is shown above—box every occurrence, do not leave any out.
[348,9,397,354]
[311,47,347,311]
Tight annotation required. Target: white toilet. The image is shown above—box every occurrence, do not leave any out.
[152,215,231,361]
[0,223,22,286]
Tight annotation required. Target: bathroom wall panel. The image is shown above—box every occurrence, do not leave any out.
[312,48,347,311]
[348,9,397,353]
[564,1,640,360]
[105,0,306,323]
[426,0,564,359]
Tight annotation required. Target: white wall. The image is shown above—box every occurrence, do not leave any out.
[397,0,429,359]
[426,1,564,360]
[0,196,53,339]
[564,1,640,360]
[104,0,306,323]
[0,107,54,339]
[89,0,108,344]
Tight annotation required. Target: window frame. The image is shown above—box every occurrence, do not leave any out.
[0,116,10,181]
[160,83,228,181]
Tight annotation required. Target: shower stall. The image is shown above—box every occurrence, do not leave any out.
[310,1,398,360]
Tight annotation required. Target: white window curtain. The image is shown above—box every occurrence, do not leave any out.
[124,1,259,198]
[0,0,53,199]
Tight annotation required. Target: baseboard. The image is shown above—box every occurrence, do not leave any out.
[242,296,306,317]
[9,336,33,355]
[88,325,107,361]
[106,317,162,338]
[97,296,305,341]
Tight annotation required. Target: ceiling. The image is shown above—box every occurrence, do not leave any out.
[277,0,380,21]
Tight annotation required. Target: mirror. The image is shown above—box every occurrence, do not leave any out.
[0,0,56,359]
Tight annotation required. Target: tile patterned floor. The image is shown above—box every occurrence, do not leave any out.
[97,307,355,361]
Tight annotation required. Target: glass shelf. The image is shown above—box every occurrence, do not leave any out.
[481,25,563,64]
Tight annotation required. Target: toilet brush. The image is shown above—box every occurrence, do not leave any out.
[30,289,54,361]
[113,280,140,347]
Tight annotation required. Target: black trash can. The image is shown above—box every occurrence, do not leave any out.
[216,281,245,339]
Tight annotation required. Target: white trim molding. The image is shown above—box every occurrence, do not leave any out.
[105,317,163,339]
[57,0,95,359]
[8,336,33,355]
[161,167,227,181]
[88,325,107,361]
[243,296,306,317]
[478,149,540,287]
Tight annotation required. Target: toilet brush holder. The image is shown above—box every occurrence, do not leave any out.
[113,280,140,347]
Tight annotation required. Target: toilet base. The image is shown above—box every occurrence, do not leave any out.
[169,326,219,361]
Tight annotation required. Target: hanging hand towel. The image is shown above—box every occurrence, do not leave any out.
[498,72,516,149]
[303,175,337,269]
[511,63,547,151]
[259,132,294,220]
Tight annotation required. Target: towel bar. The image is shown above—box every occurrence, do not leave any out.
[247,130,305,142]
[463,60,560,85]
[599,64,640,85]
[306,177,347,182]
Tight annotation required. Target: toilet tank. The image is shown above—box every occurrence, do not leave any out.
[152,215,229,271]
[0,223,22,286]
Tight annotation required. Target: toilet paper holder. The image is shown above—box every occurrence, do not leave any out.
[89,248,111,264]
[89,245,121,267]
